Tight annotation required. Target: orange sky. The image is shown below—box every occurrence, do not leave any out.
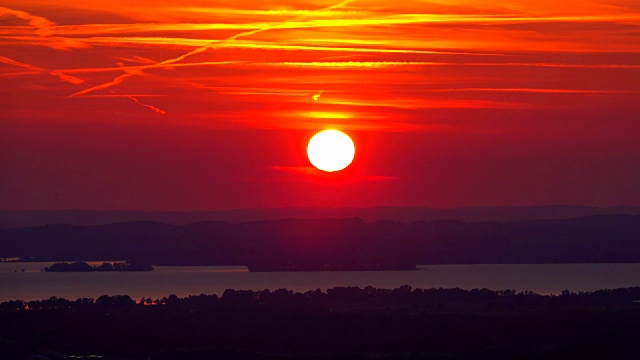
[1,0,640,210]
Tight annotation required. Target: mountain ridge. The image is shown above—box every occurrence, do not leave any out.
[2,214,639,266]
[3,205,640,228]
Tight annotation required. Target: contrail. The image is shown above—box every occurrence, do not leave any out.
[67,72,133,98]
[154,0,353,67]
[0,7,165,114]
[0,55,84,85]
[67,63,141,98]
[67,0,355,98]
[121,92,166,114]
[0,55,166,114]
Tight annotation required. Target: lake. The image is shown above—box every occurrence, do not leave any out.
[1,262,640,302]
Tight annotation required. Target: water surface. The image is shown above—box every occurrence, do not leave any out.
[1,262,639,301]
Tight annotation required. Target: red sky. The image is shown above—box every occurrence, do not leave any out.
[1,0,640,210]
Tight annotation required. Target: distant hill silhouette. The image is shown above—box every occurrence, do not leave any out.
[1,215,639,267]
[2,205,640,228]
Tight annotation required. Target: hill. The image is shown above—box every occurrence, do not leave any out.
[2,205,640,228]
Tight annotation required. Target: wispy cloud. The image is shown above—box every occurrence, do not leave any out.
[64,0,356,98]
[0,7,87,49]
[271,166,398,182]
[427,88,639,94]
[0,7,54,36]
[188,83,313,97]
[2,0,639,128]
[267,61,444,68]
[0,55,166,114]
[82,37,464,54]
[0,7,166,112]
[320,97,535,110]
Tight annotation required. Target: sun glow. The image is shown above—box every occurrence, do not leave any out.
[307,130,355,172]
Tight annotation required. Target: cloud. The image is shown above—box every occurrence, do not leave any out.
[81,37,484,55]
[0,7,55,36]
[271,166,320,176]
[427,88,639,95]
[0,7,87,49]
[321,97,534,110]
[267,61,443,68]
[188,83,312,97]
[271,166,398,182]
[3,0,639,127]
[64,62,163,114]
[0,55,165,114]
[65,0,356,98]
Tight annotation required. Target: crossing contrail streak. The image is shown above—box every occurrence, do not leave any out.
[0,55,84,85]
[66,0,355,99]
[0,7,165,114]
[0,54,166,114]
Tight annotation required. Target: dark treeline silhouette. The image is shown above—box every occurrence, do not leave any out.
[42,261,152,272]
[2,215,640,268]
[2,286,640,359]
[3,286,640,311]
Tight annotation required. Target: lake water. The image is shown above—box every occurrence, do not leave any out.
[1,262,640,301]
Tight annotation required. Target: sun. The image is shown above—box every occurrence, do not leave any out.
[307,129,355,172]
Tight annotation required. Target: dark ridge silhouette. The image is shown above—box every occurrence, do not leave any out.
[1,215,640,268]
[2,286,640,359]
[2,205,640,228]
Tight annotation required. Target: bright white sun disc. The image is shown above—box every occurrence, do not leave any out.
[307,130,355,172]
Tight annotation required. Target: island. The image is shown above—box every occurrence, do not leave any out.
[247,260,417,272]
[42,261,153,272]
[4,215,640,270]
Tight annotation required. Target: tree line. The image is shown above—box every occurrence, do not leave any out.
[2,286,640,359]
[3,285,640,312]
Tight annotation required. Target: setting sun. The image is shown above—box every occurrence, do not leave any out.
[307,130,355,172]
